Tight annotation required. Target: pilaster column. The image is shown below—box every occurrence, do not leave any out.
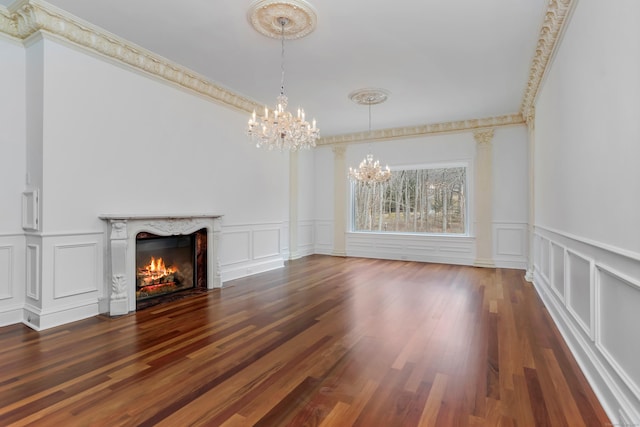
[289,150,299,260]
[332,145,347,256]
[473,129,495,268]
[108,220,129,315]
[209,218,222,288]
[524,108,536,281]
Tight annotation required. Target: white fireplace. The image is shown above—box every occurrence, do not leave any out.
[100,214,223,315]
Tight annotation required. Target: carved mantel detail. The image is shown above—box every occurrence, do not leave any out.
[100,214,223,316]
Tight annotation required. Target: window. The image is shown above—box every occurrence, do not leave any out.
[352,166,467,234]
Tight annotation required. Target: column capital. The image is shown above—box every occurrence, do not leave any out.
[524,106,536,130]
[473,128,495,145]
[332,144,347,156]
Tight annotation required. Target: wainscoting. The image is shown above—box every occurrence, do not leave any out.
[532,226,640,425]
[334,221,528,269]
[23,231,104,330]
[347,232,476,265]
[0,233,25,326]
[493,221,528,269]
[219,222,286,282]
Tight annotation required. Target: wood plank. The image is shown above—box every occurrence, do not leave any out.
[0,255,610,426]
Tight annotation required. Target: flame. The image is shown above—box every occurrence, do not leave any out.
[139,256,177,285]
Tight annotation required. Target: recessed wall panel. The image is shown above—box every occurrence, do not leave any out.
[221,231,250,265]
[597,267,640,397]
[540,238,550,279]
[53,243,98,298]
[0,246,12,299]
[496,227,524,256]
[298,223,313,247]
[26,244,39,300]
[551,242,565,298]
[253,229,280,260]
[567,250,592,336]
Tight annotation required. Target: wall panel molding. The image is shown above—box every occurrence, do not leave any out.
[220,223,285,282]
[566,249,594,340]
[533,226,640,425]
[595,264,640,400]
[0,245,14,300]
[0,236,26,326]
[346,233,475,266]
[314,220,334,255]
[26,243,39,300]
[493,222,527,269]
[53,242,99,299]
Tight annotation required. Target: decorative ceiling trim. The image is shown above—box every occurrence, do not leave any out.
[248,0,317,40]
[0,0,262,114]
[0,0,561,143]
[520,0,575,120]
[317,113,524,146]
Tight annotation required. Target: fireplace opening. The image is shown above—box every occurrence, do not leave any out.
[135,229,207,307]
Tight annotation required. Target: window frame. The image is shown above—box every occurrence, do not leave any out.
[349,160,472,237]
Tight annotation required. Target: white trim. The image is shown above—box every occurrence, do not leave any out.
[594,264,640,399]
[565,248,594,340]
[536,224,640,263]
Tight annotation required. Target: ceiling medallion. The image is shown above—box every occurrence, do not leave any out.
[247,0,317,40]
[348,88,391,106]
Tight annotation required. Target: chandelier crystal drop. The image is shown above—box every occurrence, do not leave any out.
[348,88,391,184]
[247,16,319,151]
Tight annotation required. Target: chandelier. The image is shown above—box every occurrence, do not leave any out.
[247,10,319,151]
[348,88,391,184]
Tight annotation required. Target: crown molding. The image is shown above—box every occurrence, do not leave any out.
[0,0,262,114]
[520,0,576,119]
[317,113,524,146]
[0,0,567,145]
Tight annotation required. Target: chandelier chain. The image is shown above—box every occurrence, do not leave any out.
[280,18,286,96]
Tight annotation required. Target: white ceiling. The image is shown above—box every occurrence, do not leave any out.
[4,0,547,137]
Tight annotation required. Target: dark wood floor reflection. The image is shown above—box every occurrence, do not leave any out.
[0,255,609,426]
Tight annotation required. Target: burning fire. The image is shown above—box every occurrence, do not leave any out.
[138,257,177,286]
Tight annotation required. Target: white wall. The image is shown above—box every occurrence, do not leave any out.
[493,126,529,268]
[295,148,316,256]
[8,35,291,328]
[313,127,529,267]
[0,35,27,325]
[313,146,335,254]
[40,38,288,231]
[533,0,640,423]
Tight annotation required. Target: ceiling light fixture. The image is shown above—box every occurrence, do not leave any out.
[247,0,319,151]
[348,88,391,184]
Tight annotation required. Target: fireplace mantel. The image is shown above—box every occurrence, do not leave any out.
[100,214,223,316]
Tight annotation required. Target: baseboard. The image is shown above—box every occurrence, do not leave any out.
[23,300,100,331]
[221,258,285,283]
[0,304,24,327]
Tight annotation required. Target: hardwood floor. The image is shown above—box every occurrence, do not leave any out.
[0,255,609,426]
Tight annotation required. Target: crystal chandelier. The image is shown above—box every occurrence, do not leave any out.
[247,16,319,151]
[348,88,391,184]
[349,154,391,183]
